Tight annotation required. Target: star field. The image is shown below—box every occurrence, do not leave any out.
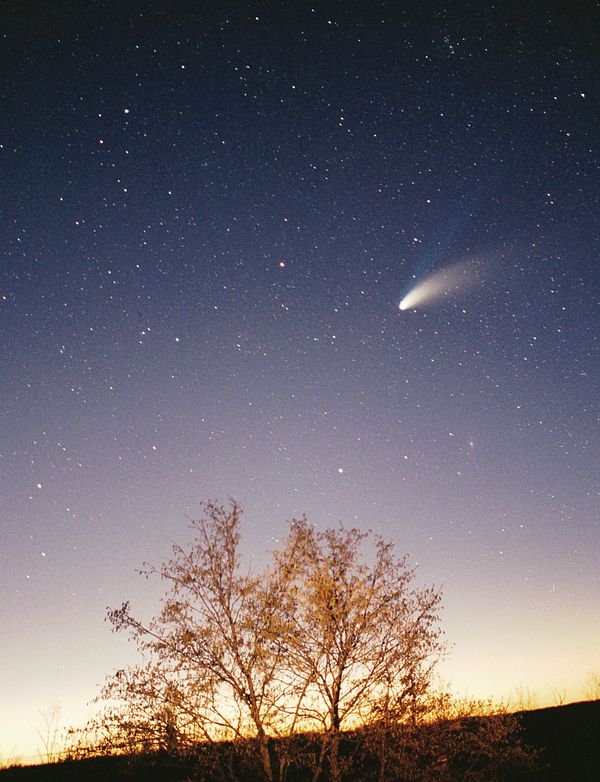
[1,1,599,763]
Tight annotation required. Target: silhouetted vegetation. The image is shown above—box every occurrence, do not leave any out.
[3,500,550,780]
[71,500,454,781]
[5,701,600,780]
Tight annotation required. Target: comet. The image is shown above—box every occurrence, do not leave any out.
[399,259,483,311]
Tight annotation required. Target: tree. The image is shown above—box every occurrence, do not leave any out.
[587,672,600,700]
[272,519,444,782]
[105,500,294,782]
[79,500,532,782]
[34,705,63,764]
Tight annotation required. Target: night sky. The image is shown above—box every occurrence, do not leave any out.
[2,1,599,763]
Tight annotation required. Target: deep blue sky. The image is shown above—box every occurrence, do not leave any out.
[1,0,599,762]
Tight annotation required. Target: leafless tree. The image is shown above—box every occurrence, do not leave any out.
[78,500,533,781]
[587,672,600,700]
[272,519,444,782]
[104,500,299,782]
[34,705,63,764]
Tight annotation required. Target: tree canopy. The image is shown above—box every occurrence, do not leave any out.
[72,500,534,782]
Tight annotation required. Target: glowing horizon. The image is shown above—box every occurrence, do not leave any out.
[2,665,596,766]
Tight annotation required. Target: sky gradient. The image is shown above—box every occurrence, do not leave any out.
[1,1,599,764]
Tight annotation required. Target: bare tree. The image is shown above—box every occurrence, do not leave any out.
[105,500,297,782]
[549,685,567,707]
[272,519,444,782]
[79,500,533,781]
[587,672,600,700]
[34,705,63,764]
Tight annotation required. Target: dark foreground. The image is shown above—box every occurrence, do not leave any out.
[2,700,599,781]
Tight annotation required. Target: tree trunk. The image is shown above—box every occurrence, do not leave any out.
[329,729,341,782]
[311,736,329,782]
[257,729,273,782]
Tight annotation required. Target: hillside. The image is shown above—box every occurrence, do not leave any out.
[518,699,600,781]
[2,700,598,781]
